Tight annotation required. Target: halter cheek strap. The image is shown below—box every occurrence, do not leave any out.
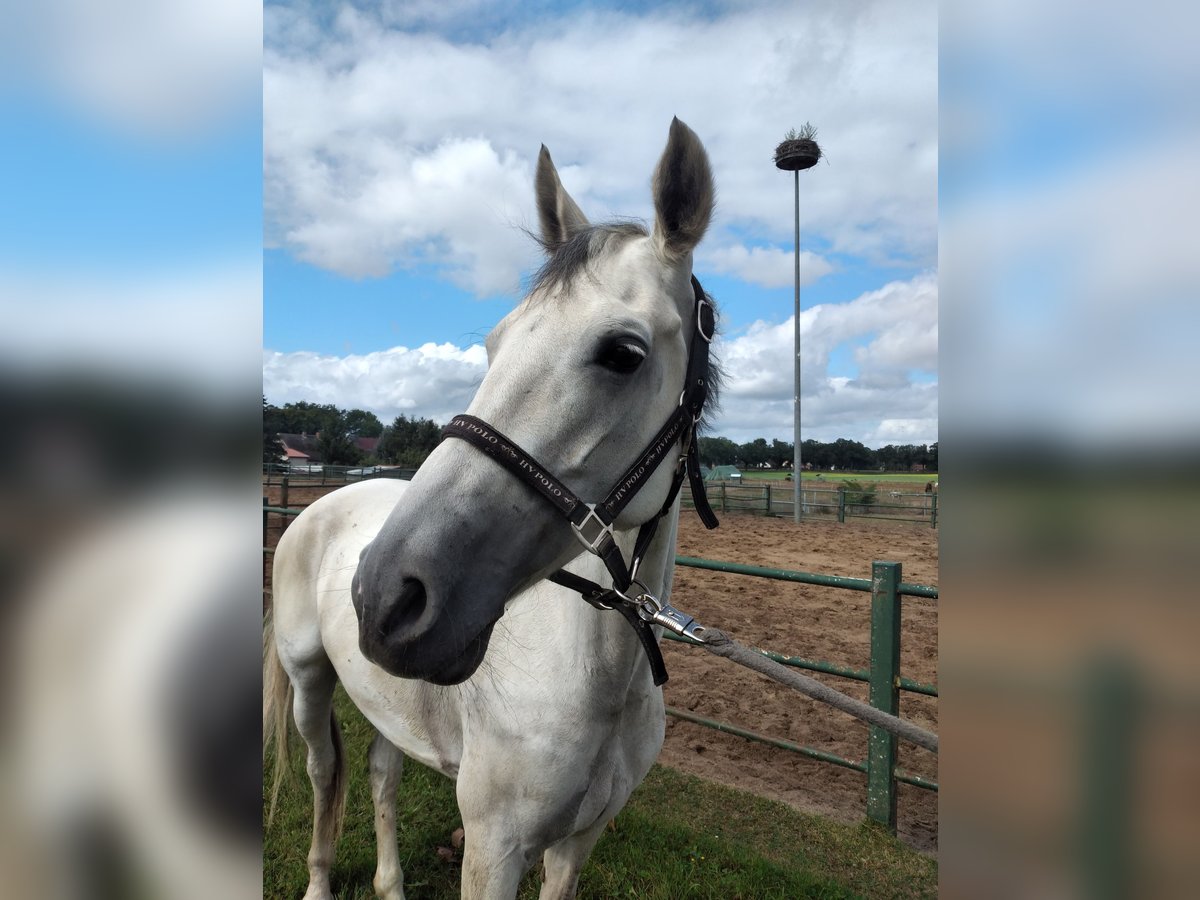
[440,413,639,589]
[441,276,720,685]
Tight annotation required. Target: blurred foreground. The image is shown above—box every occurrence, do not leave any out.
[1,1,262,894]
[941,1,1200,896]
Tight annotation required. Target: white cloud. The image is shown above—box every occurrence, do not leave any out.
[943,132,1200,445]
[711,273,937,445]
[264,1,936,293]
[0,263,261,392]
[702,245,833,290]
[8,0,261,138]
[273,136,533,294]
[262,342,488,425]
[267,272,938,447]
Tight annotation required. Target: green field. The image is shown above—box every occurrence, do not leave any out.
[738,470,938,484]
[265,691,936,899]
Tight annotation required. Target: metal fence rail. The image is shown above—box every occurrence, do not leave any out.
[262,496,938,834]
[683,480,938,527]
[263,463,418,486]
[664,554,938,831]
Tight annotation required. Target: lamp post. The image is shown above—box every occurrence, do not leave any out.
[774,126,821,522]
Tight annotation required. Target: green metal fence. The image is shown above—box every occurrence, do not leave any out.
[684,481,938,527]
[664,555,938,831]
[263,463,418,486]
[262,496,938,834]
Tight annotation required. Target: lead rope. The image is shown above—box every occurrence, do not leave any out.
[547,569,939,751]
[690,628,939,753]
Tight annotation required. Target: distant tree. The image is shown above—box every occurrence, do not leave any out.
[829,438,875,471]
[899,443,925,470]
[739,437,770,468]
[317,418,361,466]
[802,438,831,470]
[377,414,442,467]
[768,439,793,469]
[698,436,739,466]
[877,444,901,470]
[343,408,384,438]
[278,400,342,436]
[696,433,939,473]
[263,397,286,463]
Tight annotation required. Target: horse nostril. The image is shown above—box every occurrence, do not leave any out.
[378,578,428,637]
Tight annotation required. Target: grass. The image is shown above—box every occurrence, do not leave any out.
[265,691,936,899]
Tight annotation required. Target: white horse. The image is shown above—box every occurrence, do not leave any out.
[265,118,717,900]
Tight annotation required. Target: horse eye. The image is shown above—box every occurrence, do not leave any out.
[597,339,647,374]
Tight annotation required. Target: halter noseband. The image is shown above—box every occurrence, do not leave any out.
[441,275,720,685]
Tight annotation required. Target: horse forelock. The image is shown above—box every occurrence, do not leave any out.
[529,222,648,298]
[526,221,724,430]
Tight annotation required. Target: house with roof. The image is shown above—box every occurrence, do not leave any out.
[275,432,380,468]
[354,436,380,456]
[277,433,322,467]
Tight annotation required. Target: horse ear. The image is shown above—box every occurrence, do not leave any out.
[536,145,589,250]
[651,117,714,261]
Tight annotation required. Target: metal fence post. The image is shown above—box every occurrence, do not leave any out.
[867,561,902,831]
[837,488,846,523]
[1079,654,1137,900]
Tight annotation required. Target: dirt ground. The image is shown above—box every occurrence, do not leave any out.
[263,481,939,853]
[663,511,939,854]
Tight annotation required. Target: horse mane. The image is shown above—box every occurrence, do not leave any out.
[528,221,723,431]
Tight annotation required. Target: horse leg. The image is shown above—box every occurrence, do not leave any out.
[457,774,532,900]
[367,731,406,900]
[458,832,529,900]
[538,817,611,900]
[290,664,346,900]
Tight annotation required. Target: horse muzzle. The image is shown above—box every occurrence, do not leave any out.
[351,556,496,685]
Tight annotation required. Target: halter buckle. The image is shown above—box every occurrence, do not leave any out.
[572,504,616,556]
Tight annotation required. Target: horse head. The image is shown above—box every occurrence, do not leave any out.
[352,118,715,684]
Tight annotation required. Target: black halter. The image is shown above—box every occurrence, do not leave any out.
[441,275,720,685]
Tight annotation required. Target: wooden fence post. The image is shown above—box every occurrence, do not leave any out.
[837,488,846,523]
[930,492,938,528]
[764,484,772,516]
[280,476,289,515]
[867,561,902,832]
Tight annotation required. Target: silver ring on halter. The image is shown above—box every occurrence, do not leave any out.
[696,297,716,343]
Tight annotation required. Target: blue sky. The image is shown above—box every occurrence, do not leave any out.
[262,0,938,447]
[1,0,262,387]
[10,2,1193,457]
[2,0,938,450]
[1,96,261,272]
